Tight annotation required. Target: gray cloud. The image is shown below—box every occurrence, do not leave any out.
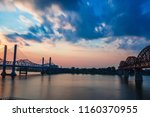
[3,0,150,51]
[6,17,54,42]
[102,0,150,37]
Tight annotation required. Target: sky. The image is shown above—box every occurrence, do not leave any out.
[0,0,150,68]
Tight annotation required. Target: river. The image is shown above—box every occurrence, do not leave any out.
[0,74,150,100]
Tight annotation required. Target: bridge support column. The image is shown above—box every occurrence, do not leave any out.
[123,70,129,79]
[19,67,28,77]
[49,57,51,67]
[47,57,52,74]
[41,57,44,75]
[11,44,17,78]
[123,70,129,81]
[1,45,7,78]
[135,68,143,82]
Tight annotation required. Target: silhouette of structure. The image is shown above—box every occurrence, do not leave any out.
[46,67,116,75]
[4,44,150,81]
[0,45,58,79]
[0,45,117,79]
[118,45,150,82]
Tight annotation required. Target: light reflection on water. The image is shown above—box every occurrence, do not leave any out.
[0,74,150,100]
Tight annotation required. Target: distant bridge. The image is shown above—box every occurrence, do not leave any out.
[0,45,58,79]
[118,45,150,82]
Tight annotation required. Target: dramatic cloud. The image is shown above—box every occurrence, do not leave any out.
[103,0,150,37]
[33,0,80,11]
[4,0,105,42]
[104,36,150,51]
[6,18,54,42]
[1,0,150,51]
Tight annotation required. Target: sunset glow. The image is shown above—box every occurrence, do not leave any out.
[1,0,150,68]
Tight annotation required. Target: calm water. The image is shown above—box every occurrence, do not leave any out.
[0,73,150,100]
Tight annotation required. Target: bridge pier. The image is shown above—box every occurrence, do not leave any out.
[49,57,51,67]
[41,57,45,75]
[19,67,28,76]
[123,70,129,81]
[118,69,124,76]
[1,45,7,78]
[135,68,143,82]
[11,45,17,78]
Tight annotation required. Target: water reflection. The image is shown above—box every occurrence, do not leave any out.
[10,80,15,98]
[0,78,15,99]
[0,74,150,100]
[19,75,27,79]
[119,75,129,85]
[135,81,143,99]
[0,78,6,98]
[119,75,144,99]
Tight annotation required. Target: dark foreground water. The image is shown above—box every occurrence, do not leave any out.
[0,74,150,100]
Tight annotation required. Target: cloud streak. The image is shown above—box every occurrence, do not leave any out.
[1,0,150,51]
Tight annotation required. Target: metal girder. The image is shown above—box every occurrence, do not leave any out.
[119,45,150,69]
[137,45,150,67]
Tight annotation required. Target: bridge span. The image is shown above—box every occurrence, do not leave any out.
[0,45,58,79]
[118,45,150,82]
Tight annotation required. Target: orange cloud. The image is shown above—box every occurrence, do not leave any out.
[0,34,135,68]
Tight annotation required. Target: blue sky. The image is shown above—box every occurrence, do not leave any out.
[0,9,38,34]
[0,0,150,67]
[1,0,150,45]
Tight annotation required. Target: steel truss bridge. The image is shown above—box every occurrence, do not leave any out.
[0,58,54,68]
[118,45,150,82]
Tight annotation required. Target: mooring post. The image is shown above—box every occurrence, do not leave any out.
[41,57,44,75]
[11,44,17,78]
[1,45,7,78]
